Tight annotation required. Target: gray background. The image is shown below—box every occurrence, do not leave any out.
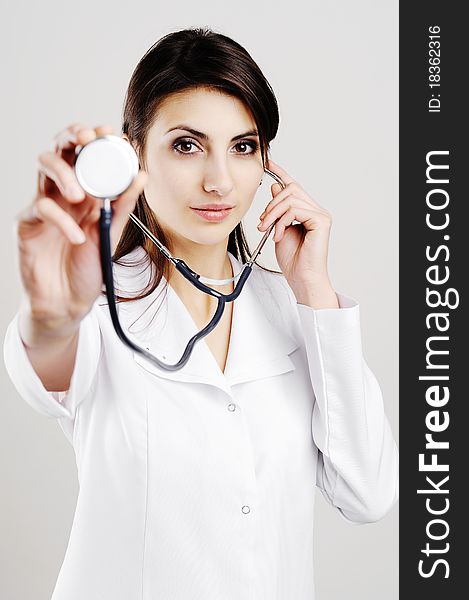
[0,1,399,598]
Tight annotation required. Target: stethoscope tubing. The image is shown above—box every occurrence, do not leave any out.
[99,167,286,370]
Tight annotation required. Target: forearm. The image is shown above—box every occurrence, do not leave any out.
[296,294,399,522]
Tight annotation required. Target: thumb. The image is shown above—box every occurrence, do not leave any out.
[109,171,148,249]
[112,171,148,229]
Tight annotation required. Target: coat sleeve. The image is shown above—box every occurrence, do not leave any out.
[294,292,399,524]
[3,298,102,421]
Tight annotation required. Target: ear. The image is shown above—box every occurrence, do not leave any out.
[122,134,142,167]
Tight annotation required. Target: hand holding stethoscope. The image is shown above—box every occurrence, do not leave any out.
[259,159,335,303]
[15,124,148,339]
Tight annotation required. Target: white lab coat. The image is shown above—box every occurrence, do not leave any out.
[3,246,398,600]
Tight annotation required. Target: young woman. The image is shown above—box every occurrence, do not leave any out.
[4,27,398,600]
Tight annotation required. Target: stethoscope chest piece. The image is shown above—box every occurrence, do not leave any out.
[75,135,139,199]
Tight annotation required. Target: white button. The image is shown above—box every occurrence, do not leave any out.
[241,505,250,514]
[227,403,236,412]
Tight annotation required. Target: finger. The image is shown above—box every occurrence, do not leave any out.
[75,123,114,152]
[37,151,85,202]
[260,181,310,217]
[52,123,87,152]
[111,171,148,228]
[258,196,310,231]
[275,206,332,241]
[260,183,326,219]
[266,159,296,185]
[78,197,102,234]
[259,184,292,219]
[273,206,317,242]
[272,208,299,242]
[94,124,114,137]
[268,182,283,203]
[53,123,96,154]
[271,182,282,196]
[67,171,148,242]
[15,202,44,225]
[28,197,86,244]
[71,124,113,156]
[70,125,113,164]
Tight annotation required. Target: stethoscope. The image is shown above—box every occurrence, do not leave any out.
[75,135,286,371]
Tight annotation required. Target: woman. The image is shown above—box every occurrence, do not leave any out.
[3,27,398,600]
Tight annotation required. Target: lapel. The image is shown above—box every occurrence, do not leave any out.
[112,248,300,396]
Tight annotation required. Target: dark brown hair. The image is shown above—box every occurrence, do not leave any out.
[113,27,280,303]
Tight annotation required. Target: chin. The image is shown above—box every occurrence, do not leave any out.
[190,231,233,247]
[181,223,235,246]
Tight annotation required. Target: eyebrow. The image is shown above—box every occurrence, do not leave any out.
[165,125,259,142]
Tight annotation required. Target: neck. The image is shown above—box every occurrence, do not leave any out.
[167,238,234,319]
[171,239,233,280]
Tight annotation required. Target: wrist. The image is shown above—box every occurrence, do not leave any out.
[289,279,339,310]
[19,306,82,348]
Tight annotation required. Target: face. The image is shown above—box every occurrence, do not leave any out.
[135,87,264,250]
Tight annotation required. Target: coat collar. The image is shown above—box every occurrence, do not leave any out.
[110,247,299,395]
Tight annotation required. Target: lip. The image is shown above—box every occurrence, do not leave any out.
[190,204,234,222]
[192,203,234,210]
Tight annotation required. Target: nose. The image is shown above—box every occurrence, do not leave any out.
[202,156,234,197]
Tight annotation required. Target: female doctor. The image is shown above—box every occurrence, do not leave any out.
[4,27,398,600]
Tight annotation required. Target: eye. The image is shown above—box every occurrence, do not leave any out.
[233,140,259,155]
[173,138,200,155]
[172,137,259,156]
